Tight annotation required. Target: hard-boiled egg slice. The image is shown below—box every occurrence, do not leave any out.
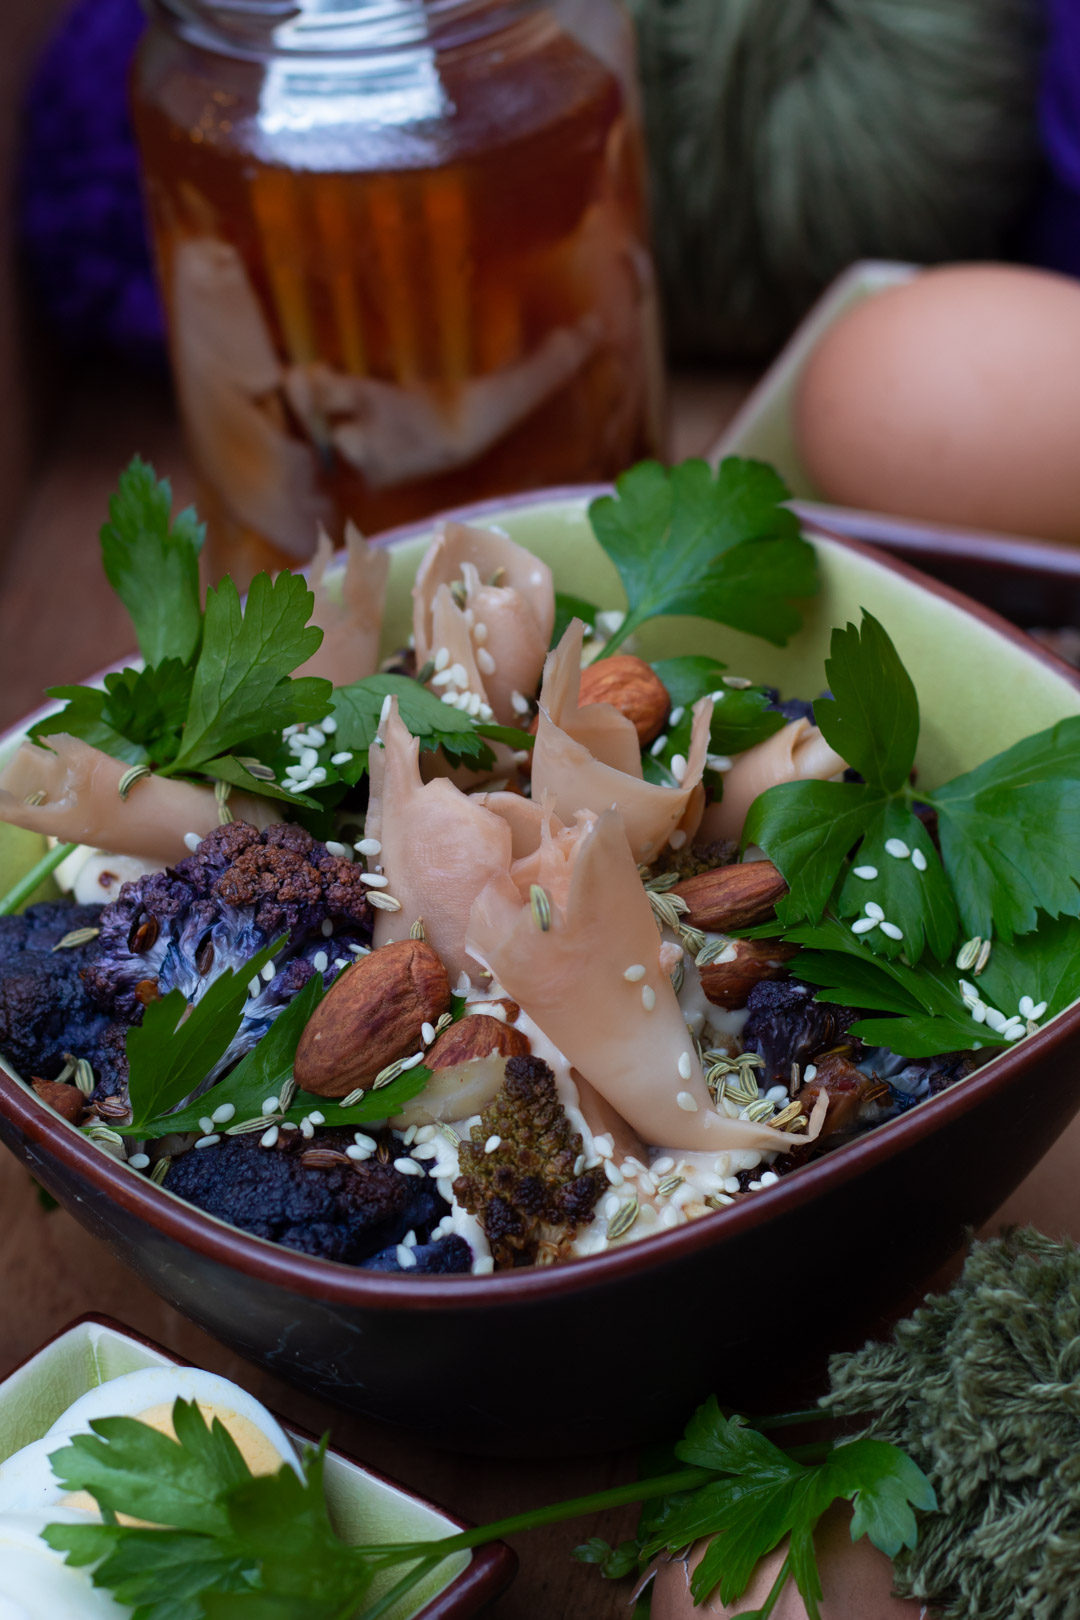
[0,1509,131,1618]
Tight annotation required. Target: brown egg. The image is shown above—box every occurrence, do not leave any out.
[649,1503,926,1619]
[794,264,1080,543]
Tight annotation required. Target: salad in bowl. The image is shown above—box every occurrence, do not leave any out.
[2,455,1080,1290]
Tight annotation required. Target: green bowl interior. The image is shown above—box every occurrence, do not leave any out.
[0,1322,468,1616]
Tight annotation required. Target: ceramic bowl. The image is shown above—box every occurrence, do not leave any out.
[0,1315,514,1617]
[2,489,1080,1457]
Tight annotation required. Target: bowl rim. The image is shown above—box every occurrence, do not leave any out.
[0,1312,516,1618]
[3,481,1080,1312]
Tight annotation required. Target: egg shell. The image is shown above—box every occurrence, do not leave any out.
[0,1509,131,1618]
[794,263,1080,543]
[649,1502,925,1619]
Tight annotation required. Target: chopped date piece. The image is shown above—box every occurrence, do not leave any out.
[797,1054,893,1144]
[0,901,114,1080]
[742,977,860,1087]
[163,1127,447,1269]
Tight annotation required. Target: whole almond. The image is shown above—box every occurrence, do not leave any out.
[673,860,788,932]
[578,655,670,745]
[426,1014,531,1071]
[699,939,799,1010]
[32,1079,87,1125]
[294,939,451,1098]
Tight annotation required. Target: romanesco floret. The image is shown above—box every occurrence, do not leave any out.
[453,1054,606,1267]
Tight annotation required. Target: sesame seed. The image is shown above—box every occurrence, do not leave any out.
[300,1119,315,1138]
[334,958,347,970]
[473,1255,496,1275]
[360,872,390,887]
[307,1111,325,1125]
[280,1122,298,1131]
[449,662,468,687]
[748,1180,762,1192]
[260,1126,280,1148]
[669,829,687,850]
[864,901,885,921]
[705,754,733,772]
[593,1134,614,1159]
[574,1154,586,1176]
[851,918,877,935]
[765,1085,788,1102]
[183,832,202,852]
[1030,1000,1048,1021]
[641,985,656,1011]
[476,647,496,675]
[298,748,317,771]
[604,1193,620,1219]
[355,837,381,856]
[759,1171,779,1187]
[321,716,337,733]
[312,951,329,974]
[852,865,878,880]
[325,840,350,858]
[473,621,488,643]
[478,702,494,722]
[879,921,904,940]
[331,751,354,766]
[884,838,910,859]
[1019,995,1035,1019]
[321,919,334,936]
[396,1244,417,1268]
[652,1157,675,1175]
[670,753,688,783]
[212,1103,236,1125]
[345,1143,369,1160]
[604,1161,624,1186]
[421,1021,436,1045]
[403,1126,418,1146]
[307,767,327,784]
[1003,1019,1027,1041]
[354,1132,377,1150]
[678,1051,693,1080]
[484,1135,501,1154]
[911,848,928,872]
[669,706,685,727]
[128,1153,150,1170]
[650,734,668,757]
[431,668,456,689]
[394,1157,424,1176]
[510,690,530,715]
[199,1116,214,1135]
[983,1007,1008,1034]
[623,964,646,981]
[400,1052,425,1070]
[969,1001,988,1024]
[379,695,393,724]
[308,729,326,747]
[261,962,276,982]
[803,1064,818,1084]
[676,1091,698,1112]
[261,1096,280,1115]
[195,1134,220,1149]
[722,675,753,689]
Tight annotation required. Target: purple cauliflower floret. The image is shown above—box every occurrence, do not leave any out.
[0,901,115,1079]
[81,823,374,1098]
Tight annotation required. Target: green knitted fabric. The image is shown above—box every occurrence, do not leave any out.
[823,1230,1080,1620]
[627,0,1042,359]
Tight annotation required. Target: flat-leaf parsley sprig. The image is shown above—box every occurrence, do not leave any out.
[744,612,1080,958]
[43,1395,934,1620]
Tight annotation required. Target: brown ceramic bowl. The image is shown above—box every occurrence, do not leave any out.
[2,488,1080,1458]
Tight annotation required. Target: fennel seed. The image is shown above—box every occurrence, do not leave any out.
[74,1059,96,1098]
[606,1195,640,1241]
[410,916,427,940]
[150,1157,172,1185]
[530,884,552,931]
[51,926,101,952]
[117,764,152,801]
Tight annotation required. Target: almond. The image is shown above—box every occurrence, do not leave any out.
[578,655,670,745]
[294,938,451,1098]
[426,1014,531,1071]
[32,1079,87,1125]
[699,939,799,1010]
[673,860,788,932]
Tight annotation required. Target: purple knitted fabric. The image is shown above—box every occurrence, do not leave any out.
[19,0,164,359]
[1027,0,1080,275]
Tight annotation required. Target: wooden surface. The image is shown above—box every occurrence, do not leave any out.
[1,364,1079,1618]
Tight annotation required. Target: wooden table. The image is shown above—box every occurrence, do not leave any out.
[1,364,1078,1618]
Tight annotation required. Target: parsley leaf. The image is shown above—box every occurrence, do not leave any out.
[931,718,1080,941]
[169,574,330,774]
[815,614,918,793]
[30,684,149,765]
[587,458,817,656]
[552,591,599,647]
[122,973,429,1139]
[100,458,205,668]
[123,939,284,1129]
[327,674,494,784]
[33,662,195,770]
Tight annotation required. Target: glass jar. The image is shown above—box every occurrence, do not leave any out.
[132,0,664,585]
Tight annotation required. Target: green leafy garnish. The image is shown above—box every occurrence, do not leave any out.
[44,1393,933,1620]
[587,458,817,657]
[745,612,1080,959]
[644,656,785,786]
[99,457,205,668]
[552,591,599,647]
[122,972,427,1139]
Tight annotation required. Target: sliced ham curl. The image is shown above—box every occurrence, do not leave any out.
[298,523,389,687]
[0,735,275,863]
[364,699,519,980]
[530,621,710,865]
[700,718,847,842]
[468,806,824,1153]
[412,520,554,725]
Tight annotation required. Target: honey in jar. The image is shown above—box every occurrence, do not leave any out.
[131,1,664,584]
